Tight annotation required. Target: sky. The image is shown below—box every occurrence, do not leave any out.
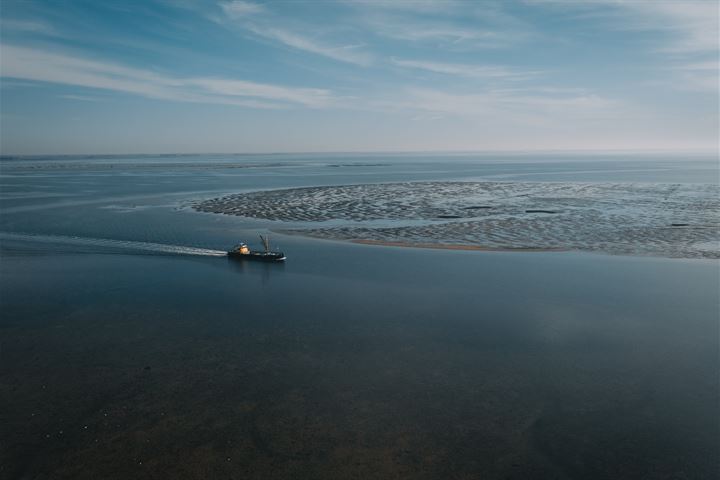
[0,0,718,155]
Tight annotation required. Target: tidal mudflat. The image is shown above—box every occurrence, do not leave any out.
[195,181,720,258]
[1,154,718,479]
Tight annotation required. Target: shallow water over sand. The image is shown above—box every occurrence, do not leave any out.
[195,181,720,258]
[1,153,718,479]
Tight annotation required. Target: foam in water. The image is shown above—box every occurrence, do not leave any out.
[0,232,227,257]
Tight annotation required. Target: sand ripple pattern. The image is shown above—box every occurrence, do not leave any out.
[195,182,720,258]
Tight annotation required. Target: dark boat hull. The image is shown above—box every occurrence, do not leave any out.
[227,251,286,262]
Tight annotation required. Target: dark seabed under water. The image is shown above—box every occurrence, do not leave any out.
[0,153,718,479]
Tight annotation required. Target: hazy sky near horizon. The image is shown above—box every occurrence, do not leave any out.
[0,0,718,154]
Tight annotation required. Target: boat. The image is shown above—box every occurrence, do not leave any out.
[227,234,286,262]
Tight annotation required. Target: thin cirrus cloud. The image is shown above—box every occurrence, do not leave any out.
[219,0,266,18]
[216,0,510,65]
[602,0,718,54]
[0,44,337,109]
[366,18,506,46]
[243,24,374,66]
[585,0,718,95]
[390,58,539,79]
[627,1,718,54]
[535,0,718,55]
[575,0,718,93]
[0,18,56,35]
[339,0,466,14]
[0,0,716,153]
[0,42,606,120]
[216,0,374,66]
[377,87,614,119]
[346,1,527,48]
[669,60,719,93]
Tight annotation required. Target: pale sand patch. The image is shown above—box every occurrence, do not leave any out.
[196,181,720,259]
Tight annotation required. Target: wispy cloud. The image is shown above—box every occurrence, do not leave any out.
[637,1,719,54]
[1,0,715,153]
[364,17,505,46]
[375,87,614,120]
[59,94,104,102]
[244,24,374,66]
[215,0,374,66]
[0,44,336,109]
[532,0,719,55]
[668,59,719,93]
[391,58,539,79]
[340,0,467,15]
[346,0,530,49]
[219,0,266,18]
[0,18,56,34]
[598,0,718,55]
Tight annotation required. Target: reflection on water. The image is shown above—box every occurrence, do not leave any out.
[1,154,718,479]
[226,255,286,284]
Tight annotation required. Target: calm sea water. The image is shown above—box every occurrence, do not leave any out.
[1,153,718,479]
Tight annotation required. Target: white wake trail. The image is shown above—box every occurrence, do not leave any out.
[0,232,227,257]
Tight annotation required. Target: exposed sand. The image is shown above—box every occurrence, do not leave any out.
[194,181,720,259]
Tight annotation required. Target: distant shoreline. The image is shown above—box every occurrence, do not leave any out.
[1,149,717,159]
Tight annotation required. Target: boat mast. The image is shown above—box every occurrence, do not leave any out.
[259,234,270,253]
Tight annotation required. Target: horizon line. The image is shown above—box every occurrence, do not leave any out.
[1,147,718,158]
